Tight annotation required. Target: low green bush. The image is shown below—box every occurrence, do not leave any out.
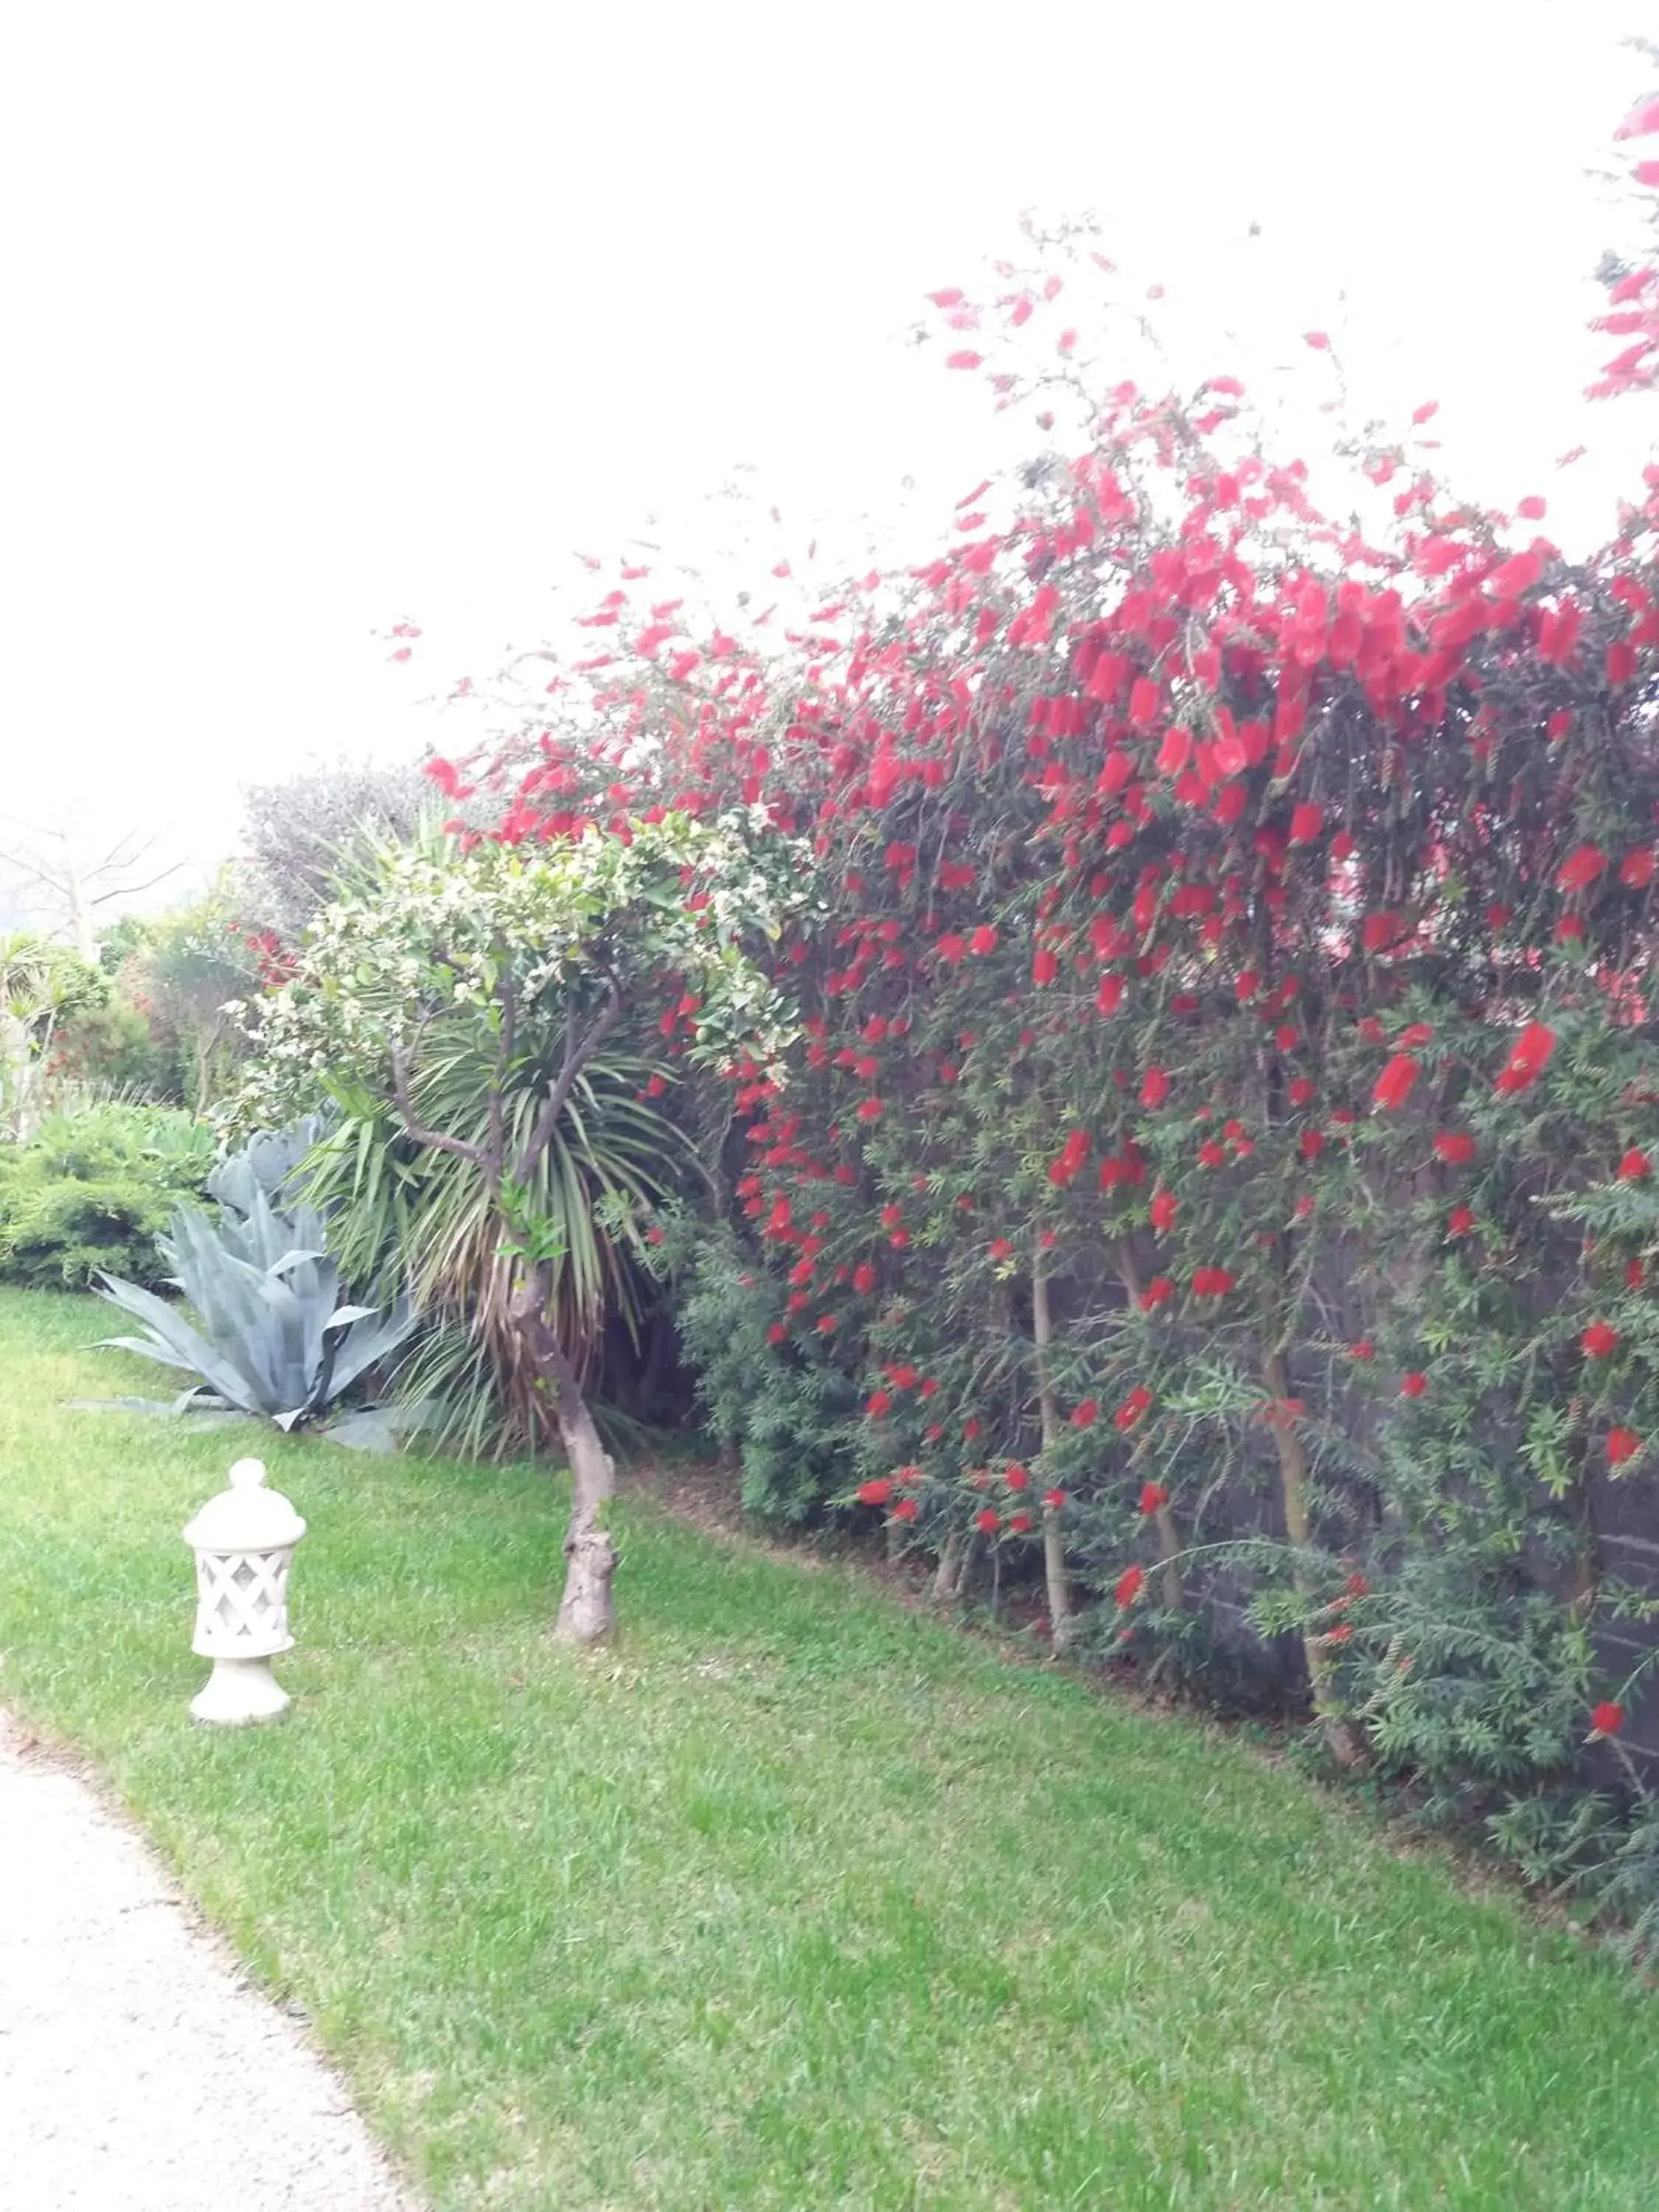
[0,1102,214,1288]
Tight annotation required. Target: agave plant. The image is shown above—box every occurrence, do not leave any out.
[94,1121,417,1430]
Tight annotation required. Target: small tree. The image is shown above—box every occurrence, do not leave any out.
[236,809,801,1639]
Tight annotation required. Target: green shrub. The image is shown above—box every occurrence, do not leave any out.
[0,1102,214,1288]
[670,1229,861,1523]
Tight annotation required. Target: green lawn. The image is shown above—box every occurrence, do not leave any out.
[0,1287,1654,2210]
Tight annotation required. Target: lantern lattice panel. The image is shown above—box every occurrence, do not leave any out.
[192,1546,295,1657]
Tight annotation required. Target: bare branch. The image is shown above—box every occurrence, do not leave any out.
[89,863,182,908]
[513,966,624,1186]
[487,964,517,1185]
[389,1040,488,1168]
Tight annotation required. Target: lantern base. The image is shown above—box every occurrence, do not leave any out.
[190,1656,291,1727]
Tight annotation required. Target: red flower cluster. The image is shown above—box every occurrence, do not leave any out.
[1495,1022,1556,1094]
[1115,1386,1152,1432]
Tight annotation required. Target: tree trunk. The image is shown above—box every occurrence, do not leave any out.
[1030,1256,1076,1653]
[931,1528,966,1604]
[511,1261,618,1643]
[1264,1347,1367,1769]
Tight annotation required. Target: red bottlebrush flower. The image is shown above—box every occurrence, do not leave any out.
[1071,1398,1099,1430]
[1361,911,1405,954]
[1620,848,1656,889]
[856,1478,894,1506]
[1590,1700,1626,1737]
[1235,968,1261,1002]
[970,924,998,956]
[888,1229,910,1250]
[1197,1138,1227,1169]
[1304,330,1331,350]
[1327,1623,1353,1645]
[767,1322,787,1345]
[1032,947,1059,987]
[1557,844,1607,894]
[1138,1481,1169,1515]
[866,1390,892,1418]
[1350,1340,1375,1360]
[1299,1130,1324,1162]
[1398,1023,1434,1050]
[856,1097,885,1121]
[1043,1487,1066,1512]
[880,1204,904,1228]
[1191,1267,1235,1298]
[1618,1148,1651,1181]
[919,1377,939,1398]
[1114,1564,1146,1607]
[1138,1275,1174,1311]
[1288,1077,1317,1108]
[975,1507,1001,1535]
[1129,676,1161,728]
[946,349,984,370]
[1628,1258,1646,1290]
[891,1497,919,1523]
[1433,1131,1475,1165]
[1150,1189,1178,1233]
[1004,1463,1030,1491]
[1141,1065,1170,1109]
[1276,1025,1300,1053]
[988,1237,1014,1263]
[936,933,967,964]
[1495,1021,1556,1093]
[1156,724,1192,777]
[1582,1321,1619,1358]
[1607,1427,1642,1468]
[1372,1054,1419,1111]
[1115,1386,1153,1432]
[853,1262,877,1295]
[815,1313,838,1333]
[1400,1372,1427,1399]
[1289,800,1324,845]
[1096,973,1125,1015]
[1346,1572,1370,1597]
[1448,1205,1476,1237]
[1615,91,1659,138]
[1009,1511,1034,1535]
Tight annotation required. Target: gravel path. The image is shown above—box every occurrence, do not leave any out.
[0,1713,417,2212]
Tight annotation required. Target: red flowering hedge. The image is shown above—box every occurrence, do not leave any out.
[433,90,1659,1935]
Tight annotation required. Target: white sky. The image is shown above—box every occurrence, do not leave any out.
[3,1,1656,915]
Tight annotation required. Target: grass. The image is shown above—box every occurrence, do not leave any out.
[0,1287,1655,2211]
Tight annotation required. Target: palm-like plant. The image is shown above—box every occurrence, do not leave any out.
[301,1034,692,1455]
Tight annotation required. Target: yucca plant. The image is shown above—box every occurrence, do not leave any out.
[229,815,799,1641]
[301,1038,690,1455]
[94,1121,416,1429]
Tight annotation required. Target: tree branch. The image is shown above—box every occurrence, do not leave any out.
[513,967,624,1186]
[89,863,182,908]
[486,964,516,1186]
[389,1039,488,1168]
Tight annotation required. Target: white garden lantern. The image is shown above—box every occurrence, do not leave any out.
[182,1457,307,1725]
